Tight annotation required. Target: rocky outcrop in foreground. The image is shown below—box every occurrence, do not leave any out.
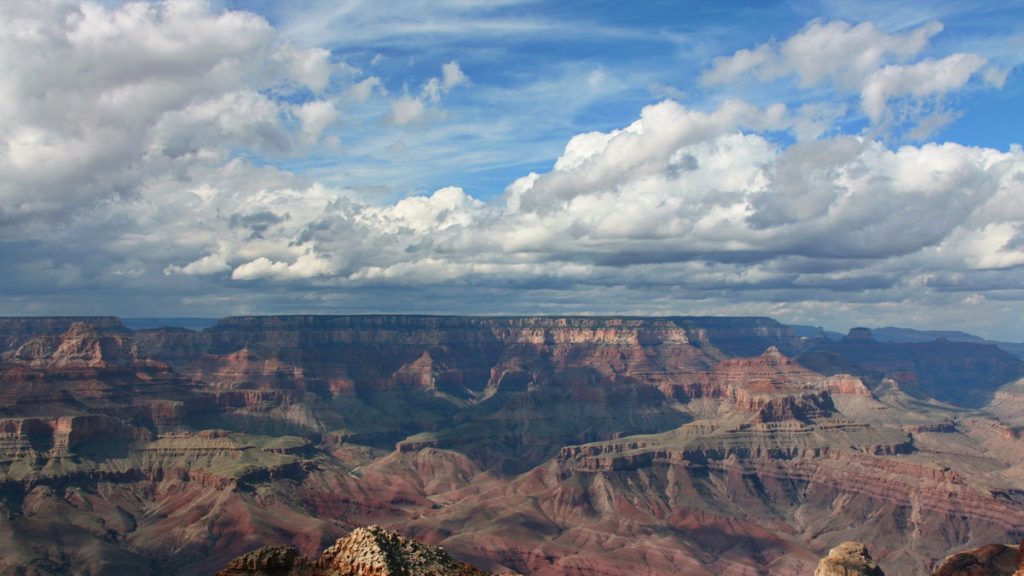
[816,540,1024,576]
[216,525,489,576]
[932,540,1024,576]
[814,541,885,576]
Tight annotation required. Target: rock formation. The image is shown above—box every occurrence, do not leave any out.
[217,525,488,576]
[932,540,1023,576]
[814,541,885,575]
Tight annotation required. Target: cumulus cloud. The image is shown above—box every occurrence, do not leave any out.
[293,99,339,142]
[155,98,1021,307]
[442,61,471,90]
[386,186,484,233]
[982,66,1010,89]
[861,54,987,122]
[497,101,1023,269]
[701,44,776,86]
[274,45,334,93]
[703,19,942,88]
[232,249,335,280]
[0,0,341,219]
[155,91,292,154]
[349,76,385,102]
[388,95,428,126]
[388,61,470,125]
[513,99,788,212]
[164,251,230,276]
[701,19,998,133]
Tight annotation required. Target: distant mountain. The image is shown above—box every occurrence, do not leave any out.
[795,327,1022,408]
[872,326,1024,360]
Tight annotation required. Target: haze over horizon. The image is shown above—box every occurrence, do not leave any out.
[1,0,1022,340]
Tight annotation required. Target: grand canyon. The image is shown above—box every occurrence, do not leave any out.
[0,315,1021,575]
[4,0,1023,574]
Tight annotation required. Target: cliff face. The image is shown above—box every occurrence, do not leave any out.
[0,317,129,352]
[0,322,209,432]
[134,315,758,394]
[989,377,1024,427]
[0,315,1021,576]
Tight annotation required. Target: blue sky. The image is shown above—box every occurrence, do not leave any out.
[0,0,1021,339]
[251,0,1024,196]
[219,0,1024,199]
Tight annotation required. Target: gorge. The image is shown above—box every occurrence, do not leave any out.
[0,315,1021,575]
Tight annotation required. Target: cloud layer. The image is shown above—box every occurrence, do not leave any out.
[0,1,1021,339]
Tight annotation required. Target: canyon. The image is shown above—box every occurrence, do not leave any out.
[0,315,1021,575]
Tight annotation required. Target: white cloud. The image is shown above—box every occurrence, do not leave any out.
[232,249,335,280]
[906,110,960,141]
[0,0,343,216]
[515,99,790,212]
[384,186,484,233]
[424,61,470,102]
[389,61,470,124]
[154,91,291,155]
[701,45,775,86]
[703,19,942,88]
[388,95,428,125]
[294,100,339,142]
[170,98,1010,303]
[700,19,998,132]
[164,252,230,276]
[791,102,848,141]
[349,76,384,102]
[274,44,334,92]
[861,54,987,122]
[982,66,1010,89]
[441,61,470,90]
[943,222,1024,270]
[780,20,942,88]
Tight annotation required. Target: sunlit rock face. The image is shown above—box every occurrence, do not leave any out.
[814,542,885,576]
[216,525,490,576]
[0,315,1021,575]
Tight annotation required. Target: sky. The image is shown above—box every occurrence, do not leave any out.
[0,0,1022,340]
